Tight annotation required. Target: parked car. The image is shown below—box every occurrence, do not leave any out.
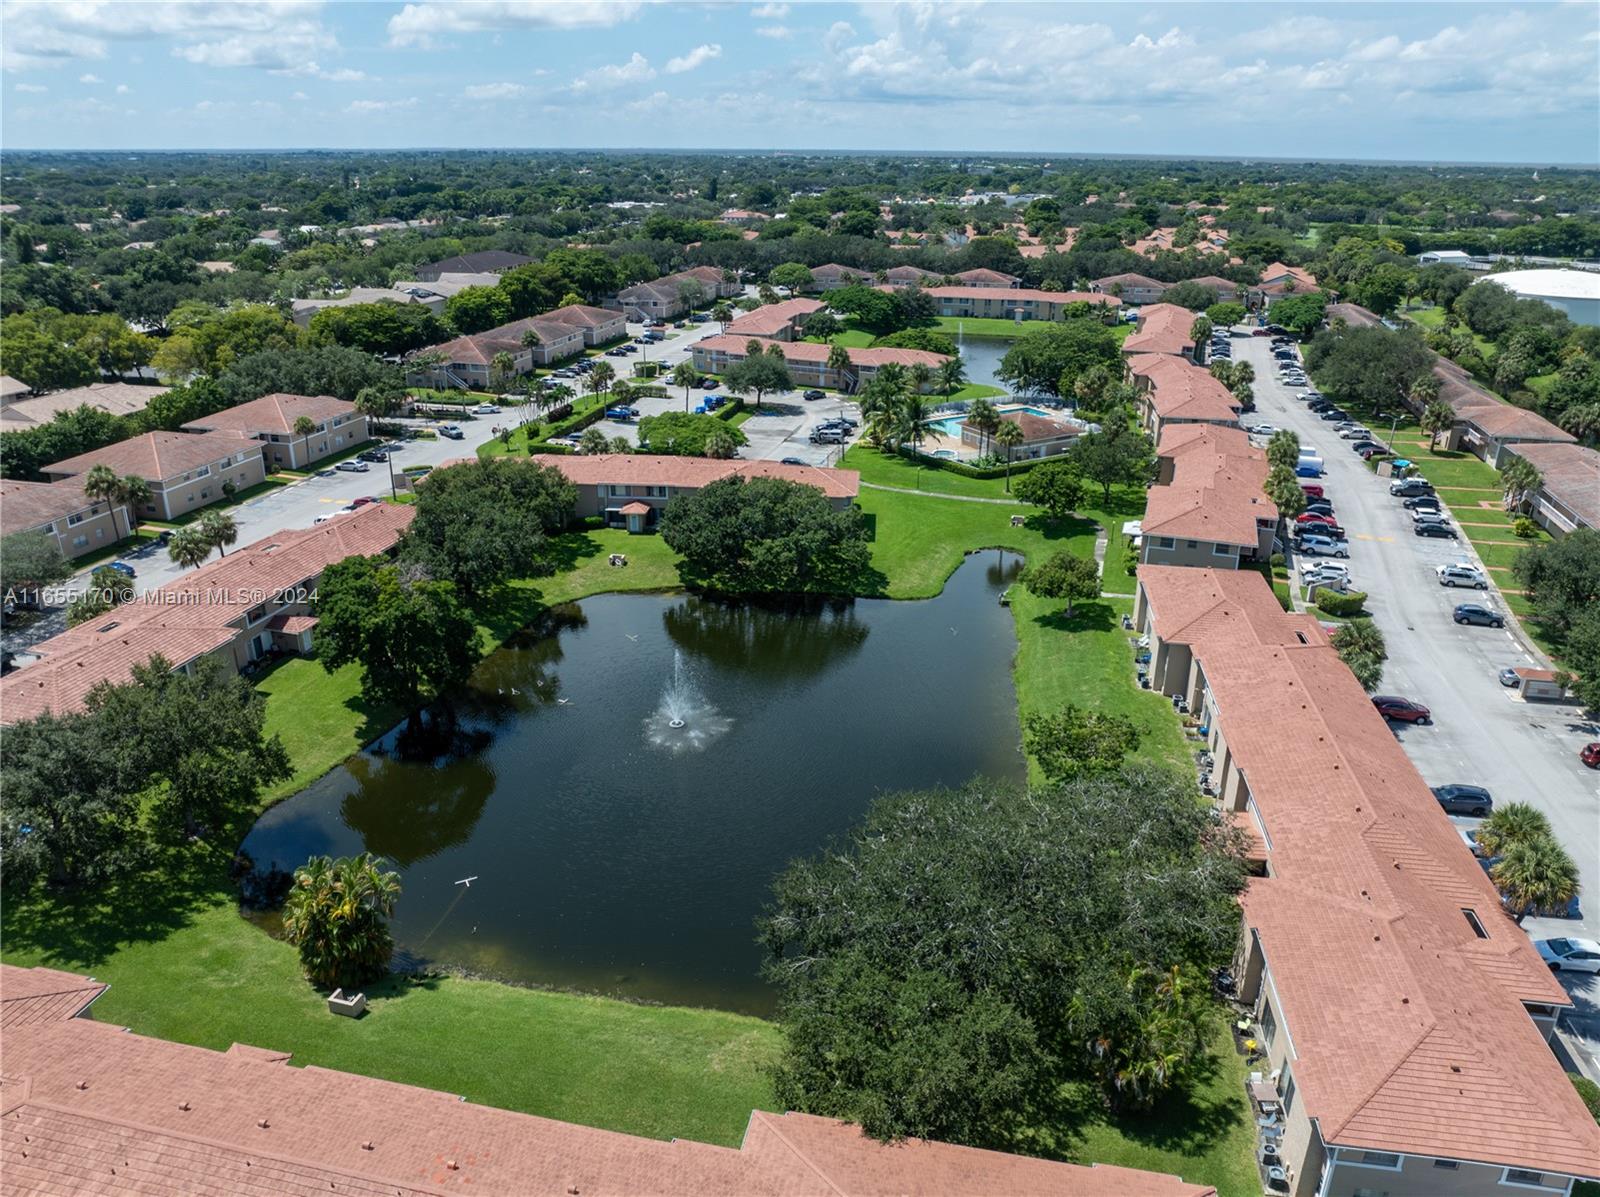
[1404,495,1442,512]
[1499,667,1522,687]
[335,460,370,473]
[1299,559,1349,578]
[780,457,806,466]
[1412,510,1450,526]
[439,425,465,440]
[107,560,136,578]
[1350,441,1385,455]
[1283,378,1308,388]
[1390,478,1434,497]
[700,378,719,389]
[1296,512,1338,527]
[357,449,388,463]
[1295,462,1324,478]
[1432,783,1492,816]
[474,403,501,414]
[1318,408,1350,422]
[1296,534,1349,558]
[1536,937,1600,973]
[605,407,639,420]
[1338,426,1374,440]
[802,389,825,401]
[1581,742,1600,768]
[1299,483,1325,500]
[810,428,845,445]
[1356,446,1389,460]
[1437,564,1487,589]
[1415,522,1459,540]
[1304,500,1335,517]
[351,496,381,507]
[1373,695,1431,724]
[1453,603,1505,628]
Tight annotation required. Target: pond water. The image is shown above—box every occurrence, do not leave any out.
[242,553,1025,1014]
[956,334,1012,395]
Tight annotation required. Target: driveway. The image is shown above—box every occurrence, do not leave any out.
[1235,329,1600,1066]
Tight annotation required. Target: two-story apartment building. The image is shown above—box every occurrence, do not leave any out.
[882,265,941,288]
[613,267,741,321]
[951,268,1020,288]
[1122,304,1199,360]
[409,315,587,389]
[725,298,825,341]
[519,454,859,531]
[1139,425,1275,567]
[1091,273,1170,304]
[0,503,416,723]
[182,392,369,471]
[41,430,266,522]
[690,335,948,393]
[542,303,627,346]
[1126,354,1240,438]
[924,286,1118,321]
[808,263,870,291]
[0,478,129,560]
[1132,565,1599,1197]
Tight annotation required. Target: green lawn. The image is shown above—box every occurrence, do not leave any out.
[807,328,876,348]
[6,484,1258,1190]
[947,382,1008,401]
[1401,304,1497,360]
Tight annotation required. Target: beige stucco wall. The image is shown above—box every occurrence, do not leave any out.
[1141,536,1243,569]
[148,453,267,520]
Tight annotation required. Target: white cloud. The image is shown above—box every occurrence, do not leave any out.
[115,83,130,94]
[79,72,103,83]
[346,97,419,114]
[755,25,792,40]
[665,43,720,74]
[291,90,308,101]
[388,1,644,48]
[2,1,339,73]
[571,52,654,91]
[14,82,48,93]
[463,81,526,100]
[751,2,788,17]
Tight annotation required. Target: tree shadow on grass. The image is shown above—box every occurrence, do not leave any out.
[1025,513,1099,543]
[1032,599,1118,634]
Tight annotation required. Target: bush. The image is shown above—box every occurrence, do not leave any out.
[540,403,607,443]
[1513,516,1539,539]
[1270,552,1286,568]
[895,446,1048,482]
[1316,589,1369,618]
[715,398,747,421]
[1571,1072,1600,1123]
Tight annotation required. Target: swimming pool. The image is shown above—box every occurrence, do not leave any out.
[930,405,1058,437]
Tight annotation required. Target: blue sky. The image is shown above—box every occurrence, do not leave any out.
[3,2,1596,162]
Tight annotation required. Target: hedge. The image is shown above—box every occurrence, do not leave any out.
[1571,1072,1600,1124]
[1316,589,1369,617]
[715,398,747,422]
[540,403,608,442]
[894,446,1048,482]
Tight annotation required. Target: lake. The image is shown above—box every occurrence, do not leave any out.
[957,334,1011,394]
[242,553,1026,1014]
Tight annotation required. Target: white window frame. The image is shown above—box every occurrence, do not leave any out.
[1347,1151,1402,1172]
[1499,1168,1564,1192]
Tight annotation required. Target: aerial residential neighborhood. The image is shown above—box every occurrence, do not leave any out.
[1,4,1599,1196]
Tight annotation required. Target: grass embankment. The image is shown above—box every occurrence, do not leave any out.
[4,474,1254,1191]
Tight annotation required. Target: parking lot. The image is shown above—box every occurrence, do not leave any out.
[1235,328,1600,1068]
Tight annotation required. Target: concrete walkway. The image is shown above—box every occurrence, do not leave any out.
[858,480,1023,505]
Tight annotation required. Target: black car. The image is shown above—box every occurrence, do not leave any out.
[1350,440,1384,454]
[1304,502,1335,518]
[700,378,719,389]
[1416,522,1459,539]
[357,448,389,463]
[1454,603,1505,628]
[1390,479,1435,497]
[1403,495,1442,511]
[802,389,825,401]
[1432,783,1493,817]
[1319,408,1350,421]
[1307,400,1333,413]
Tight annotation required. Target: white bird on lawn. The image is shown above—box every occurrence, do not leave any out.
[557,698,572,705]
[625,633,638,642]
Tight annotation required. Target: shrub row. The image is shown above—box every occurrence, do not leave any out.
[1315,589,1369,617]
[715,398,747,422]
[894,446,1047,481]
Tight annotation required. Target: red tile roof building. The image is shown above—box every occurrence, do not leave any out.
[1140,423,1274,568]
[1126,353,1240,436]
[0,503,414,724]
[724,297,825,341]
[182,392,369,471]
[1132,567,1599,1193]
[40,430,268,522]
[923,286,1118,321]
[0,965,1214,1197]
[0,478,129,561]
[952,267,1020,287]
[1090,273,1169,304]
[691,335,947,393]
[1121,304,1198,360]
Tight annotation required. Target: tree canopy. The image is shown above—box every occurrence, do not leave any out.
[996,319,1121,398]
[637,411,749,457]
[758,766,1245,1145]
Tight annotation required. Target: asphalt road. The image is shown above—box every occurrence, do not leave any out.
[1235,330,1600,1071]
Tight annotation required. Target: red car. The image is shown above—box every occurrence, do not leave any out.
[1296,512,1337,527]
[1373,695,1432,724]
[1582,742,1600,769]
[1300,484,1325,500]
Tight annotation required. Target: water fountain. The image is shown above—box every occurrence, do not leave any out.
[643,650,732,754]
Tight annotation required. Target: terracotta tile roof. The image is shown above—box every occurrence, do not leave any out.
[925,286,1117,306]
[810,263,866,282]
[1259,262,1317,289]
[267,613,318,634]
[694,335,948,370]
[1122,305,1197,358]
[41,429,255,483]
[953,268,1020,285]
[543,453,860,501]
[1129,355,1239,423]
[0,1014,1214,1197]
[1136,566,1597,1177]
[1325,302,1383,328]
[0,382,168,431]
[0,965,105,1027]
[1092,272,1167,291]
[183,392,356,437]
[883,265,940,283]
[726,298,824,338]
[618,500,652,516]
[0,478,117,538]
[996,409,1086,443]
[1142,471,1275,547]
[1156,422,1255,460]
[1505,442,1600,530]
[1185,275,1240,291]
[0,504,414,723]
[541,303,624,330]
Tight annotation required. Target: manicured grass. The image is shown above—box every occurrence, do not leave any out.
[842,443,1023,499]
[1402,305,1497,360]
[946,382,1009,401]
[808,328,876,348]
[70,528,161,569]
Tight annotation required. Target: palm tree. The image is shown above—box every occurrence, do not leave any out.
[994,419,1025,491]
[1491,834,1580,925]
[1559,402,1600,443]
[670,361,700,412]
[82,464,129,540]
[1328,618,1386,691]
[1188,316,1212,362]
[197,510,238,558]
[1500,457,1542,514]
[1407,372,1440,415]
[586,359,616,403]
[281,853,402,989]
[706,429,739,459]
[712,301,733,332]
[908,363,933,396]
[1232,361,1255,386]
[166,525,212,570]
[937,356,966,397]
[121,475,152,534]
[967,398,1000,456]
[1474,802,1553,858]
[826,343,851,388]
[489,350,516,393]
[1420,398,1457,450]
[1265,429,1301,473]
[292,415,317,470]
[1264,464,1308,552]
[895,392,934,455]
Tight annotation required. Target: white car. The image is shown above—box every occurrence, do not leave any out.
[1302,566,1352,587]
[1436,563,1488,589]
[1297,534,1350,559]
[1337,426,1373,440]
[474,403,502,414]
[1536,937,1600,973]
